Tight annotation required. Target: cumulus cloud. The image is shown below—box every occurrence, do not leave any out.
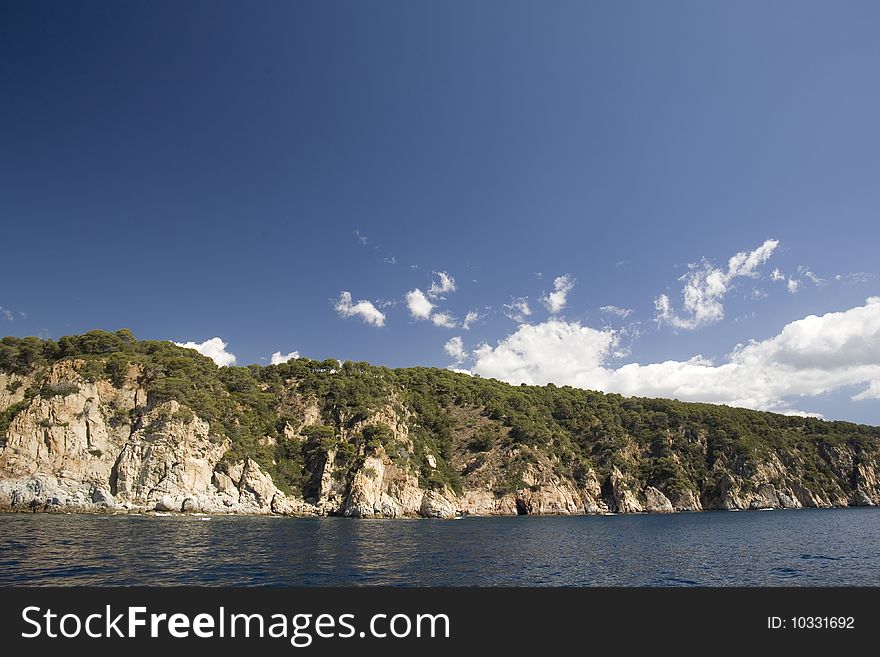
[432,311,457,329]
[0,307,12,321]
[472,298,880,415]
[541,274,575,314]
[444,336,467,364]
[503,297,532,323]
[462,311,480,330]
[853,380,880,401]
[473,321,614,386]
[174,337,237,367]
[599,305,633,319]
[427,271,456,299]
[270,350,300,365]
[655,239,779,330]
[406,289,434,320]
[335,291,386,327]
[787,278,800,294]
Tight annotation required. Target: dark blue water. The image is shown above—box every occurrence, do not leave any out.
[1,509,878,586]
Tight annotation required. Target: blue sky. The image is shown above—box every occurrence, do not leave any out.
[2,1,880,422]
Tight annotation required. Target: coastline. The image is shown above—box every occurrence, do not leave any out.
[0,494,872,519]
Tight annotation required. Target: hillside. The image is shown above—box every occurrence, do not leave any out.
[1,330,879,517]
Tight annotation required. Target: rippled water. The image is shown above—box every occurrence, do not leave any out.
[1,508,878,586]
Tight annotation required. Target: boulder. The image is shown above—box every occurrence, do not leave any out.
[155,496,179,512]
[643,486,674,513]
[419,490,456,519]
[609,467,643,513]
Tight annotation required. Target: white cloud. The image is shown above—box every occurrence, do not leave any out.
[853,380,880,401]
[444,336,467,363]
[733,311,757,323]
[335,291,386,327]
[405,289,434,320]
[473,321,614,387]
[174,337,237,367]
[656,239,778,330]
[801,269,825,286]
[432,312,457,329]
[354,230,368,246]
[503,297,532,323]
[836,272,876,285]
[542,274,575,314]
[472,298,880,415]
[270,350,300,365]
[427,271,456,299]
[0,307,12,321]
[775,266,826,294]
[462,311,480,330]
[599,305,634,319]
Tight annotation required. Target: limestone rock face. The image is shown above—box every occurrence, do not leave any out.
[456,490,518,516]
[454,463,601,517]
[580,469,609,514]
[0,364,312,515]
[419,490,457,519]
[4,353,880,519]
[342,449,424,518]
[748,484,781,510]
[0,473,92,510]
[0,361,136,484]
[236,458,279,507]
[609,468,643,513]
[852,463,880,505]
[0,372,31,413]
[0,362,139,511]
[643,486,674,513]
[311,448,345,513]
[513,481,583,516]
[212,471,238,497]
[668,488,702,512]
[112,401,226,507]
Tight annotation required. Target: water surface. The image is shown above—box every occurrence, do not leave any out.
[1,509,878,586]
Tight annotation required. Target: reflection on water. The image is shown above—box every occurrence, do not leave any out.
[1,508,879,586]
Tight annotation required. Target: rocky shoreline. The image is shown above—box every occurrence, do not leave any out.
[2,353,879,520]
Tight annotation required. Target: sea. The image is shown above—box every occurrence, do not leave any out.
[1,508,878,586]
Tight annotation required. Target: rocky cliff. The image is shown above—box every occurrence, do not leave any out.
[1,331,879,517]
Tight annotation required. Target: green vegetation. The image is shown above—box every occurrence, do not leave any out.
[2,330,879,504]
[41,382,80,398]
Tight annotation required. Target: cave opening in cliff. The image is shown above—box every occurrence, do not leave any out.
[515,499,529,515]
